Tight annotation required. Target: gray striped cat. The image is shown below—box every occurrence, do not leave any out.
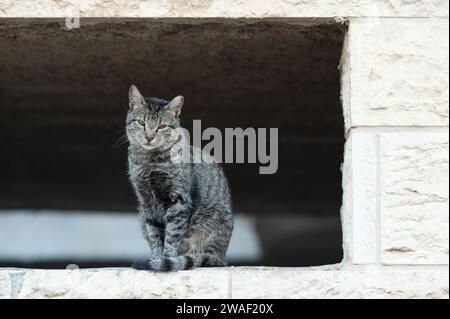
[126,85,233,271]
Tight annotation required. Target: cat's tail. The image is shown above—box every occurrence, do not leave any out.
[132,254,227,272]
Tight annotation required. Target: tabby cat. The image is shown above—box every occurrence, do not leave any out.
[126,85,233,271]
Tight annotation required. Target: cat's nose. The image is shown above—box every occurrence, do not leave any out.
[145,132,155,142]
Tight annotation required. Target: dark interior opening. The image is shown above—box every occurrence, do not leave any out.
[0,18,346,267]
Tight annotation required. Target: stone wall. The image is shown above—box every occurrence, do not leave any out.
[340,18,449,267]
[0,0,448,298]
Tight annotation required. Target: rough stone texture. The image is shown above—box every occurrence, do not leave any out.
[0,267,448,299]
[339,32,351,130]
[232,266,449,299]
[340,136,353,263]
[16,268,229,298]
[348,21,449,128]
[0,0,448,17]
[342,131,377,264]
[343,130,450,265]
[0,271,10,298]
[380,132,449,265]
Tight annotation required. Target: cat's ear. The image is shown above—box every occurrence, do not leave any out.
[129,85,146,110]
[166,95,184,117]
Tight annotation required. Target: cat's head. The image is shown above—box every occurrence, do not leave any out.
[126,85,184,152]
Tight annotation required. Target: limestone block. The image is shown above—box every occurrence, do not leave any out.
[380,132,449,264]
[16,268,229,299]
[232,267,449,299]
[0,272,11,299]
[348,21,449,127]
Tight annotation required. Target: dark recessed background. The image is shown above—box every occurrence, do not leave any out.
[0,19,346,266]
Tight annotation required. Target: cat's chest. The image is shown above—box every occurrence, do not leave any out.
[131,164,176,205]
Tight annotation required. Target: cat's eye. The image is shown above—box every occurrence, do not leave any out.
[158,124,168,130]
[137,120,145,126]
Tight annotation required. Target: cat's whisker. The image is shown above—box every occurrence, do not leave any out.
[112,134,129,148]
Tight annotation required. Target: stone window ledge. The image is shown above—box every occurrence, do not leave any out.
[1,265,448,299]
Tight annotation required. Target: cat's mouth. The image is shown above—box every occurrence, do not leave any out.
[141,140,161,150]
[140,135,182,152]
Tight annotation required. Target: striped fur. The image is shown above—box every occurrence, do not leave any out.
[126,85,233,272]
[132,253,227,272]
